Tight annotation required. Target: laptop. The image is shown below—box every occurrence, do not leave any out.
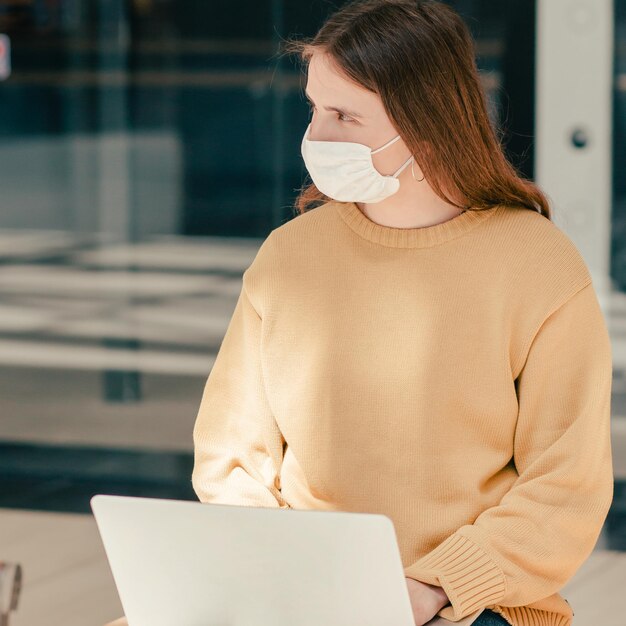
[91,494,485,626]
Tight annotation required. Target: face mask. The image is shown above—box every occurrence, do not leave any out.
[300,122,415,204]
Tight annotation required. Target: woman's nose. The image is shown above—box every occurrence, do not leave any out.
[307,119,338,143]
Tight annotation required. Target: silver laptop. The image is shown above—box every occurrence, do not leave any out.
[91,494,484,626]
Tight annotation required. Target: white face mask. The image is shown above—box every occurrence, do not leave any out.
[300,122,414,204]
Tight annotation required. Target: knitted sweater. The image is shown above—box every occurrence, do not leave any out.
[192,200,614,626]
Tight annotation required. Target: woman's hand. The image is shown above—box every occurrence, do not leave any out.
[405,577,451,626]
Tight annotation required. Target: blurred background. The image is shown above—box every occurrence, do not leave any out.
[0,0,624,624]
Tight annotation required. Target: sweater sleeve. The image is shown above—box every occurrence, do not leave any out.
[403,280,614,621]
[191,266,290,509]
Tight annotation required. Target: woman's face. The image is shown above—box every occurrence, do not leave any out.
[305,50,413,176]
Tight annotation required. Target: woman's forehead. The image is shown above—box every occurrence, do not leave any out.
[305,52,381,115]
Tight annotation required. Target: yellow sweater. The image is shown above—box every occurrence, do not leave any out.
[192,200,614,626]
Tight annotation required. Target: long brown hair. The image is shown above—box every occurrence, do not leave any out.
[280,0,551,219]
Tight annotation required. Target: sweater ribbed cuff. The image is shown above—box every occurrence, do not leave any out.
[403,532,507,621]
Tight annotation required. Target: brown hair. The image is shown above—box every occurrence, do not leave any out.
[280,0,551,220]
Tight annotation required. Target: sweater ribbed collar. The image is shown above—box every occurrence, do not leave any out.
[336,201,502,248]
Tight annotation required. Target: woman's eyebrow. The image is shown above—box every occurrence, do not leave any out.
[304,90,365,119]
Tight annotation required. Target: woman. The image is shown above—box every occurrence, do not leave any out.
[192,2,614,625]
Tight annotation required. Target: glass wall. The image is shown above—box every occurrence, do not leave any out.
[612,0,626,288]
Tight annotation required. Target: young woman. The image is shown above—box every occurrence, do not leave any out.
[192,2,614,625]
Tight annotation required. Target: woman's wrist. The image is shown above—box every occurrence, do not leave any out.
[426,583,451,609]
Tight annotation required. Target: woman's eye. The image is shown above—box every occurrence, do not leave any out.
[307,103,353,123]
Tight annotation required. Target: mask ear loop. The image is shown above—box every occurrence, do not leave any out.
[372,134,423,181]
[411,159,425,182]
[371,134,402,154]
[392,155,414,178]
